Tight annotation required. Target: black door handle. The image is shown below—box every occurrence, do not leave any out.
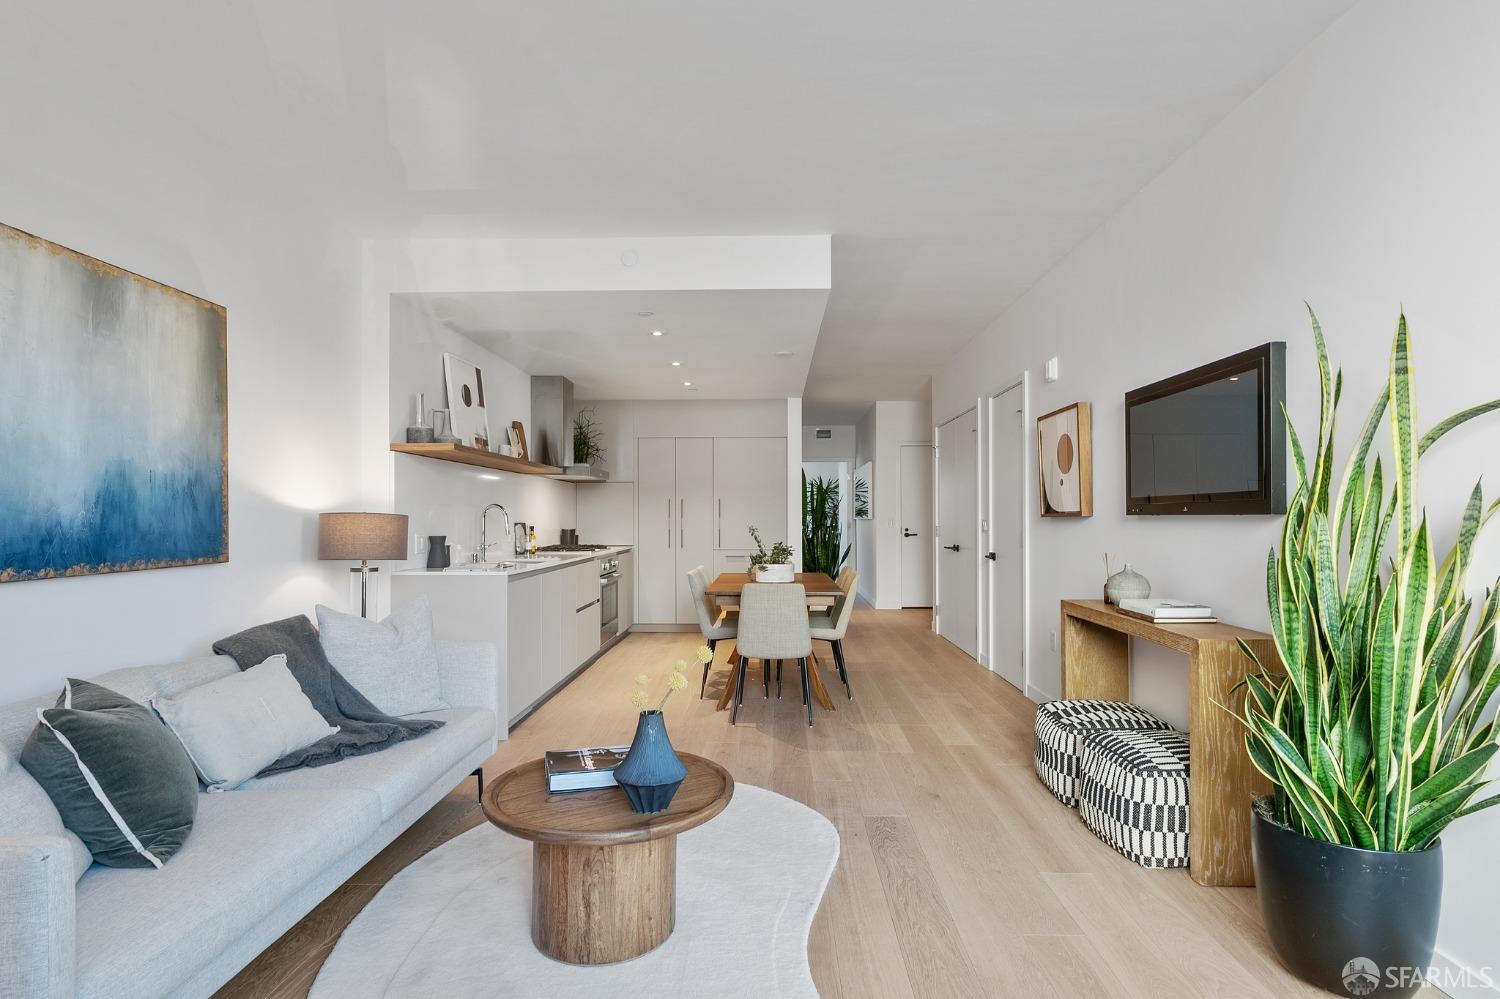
[903,530,918,538]
[985,552,997,561]
[944,544,960,552]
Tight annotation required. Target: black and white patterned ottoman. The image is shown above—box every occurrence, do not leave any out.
[1033,699,1172,807]
[1078,728,1192,868]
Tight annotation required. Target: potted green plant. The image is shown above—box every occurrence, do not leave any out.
[747,525,794,582]
[803,471,851,576]
[568,407,607,477]
[1231,311,1500,997]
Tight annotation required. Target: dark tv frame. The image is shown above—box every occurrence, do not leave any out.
[1125,342,1287,516]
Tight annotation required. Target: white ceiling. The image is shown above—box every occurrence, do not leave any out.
[408,289,831,400]
[32,1,1357,405]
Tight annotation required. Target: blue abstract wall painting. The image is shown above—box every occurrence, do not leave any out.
[0,224,228,583]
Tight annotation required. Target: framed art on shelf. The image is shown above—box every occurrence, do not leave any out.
[1036,401,1092,517]
[443,353,491,449]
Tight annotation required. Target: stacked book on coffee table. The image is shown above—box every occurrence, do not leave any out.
[544,746,630,793]
[1116,598,1217,624]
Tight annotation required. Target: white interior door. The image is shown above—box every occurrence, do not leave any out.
[635,437,676,624]
[986,380,1027,691]
[936,409,979,658]
[899,444,934,606]
[674,437,715,624]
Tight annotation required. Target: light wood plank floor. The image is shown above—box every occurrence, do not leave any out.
[217,606,1438,998]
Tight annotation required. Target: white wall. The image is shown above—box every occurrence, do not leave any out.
[0,26,362,702]
[387,297,577,569]
[847,401,932,609]
[933,1,1500,985]
[802,424,856,461]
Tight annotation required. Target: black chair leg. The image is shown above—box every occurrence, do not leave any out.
[800,658,813,726]
[732,656,747,724]
[472,766,483,802]
[700,638,717,698]
[763,657,770,698]
[833,639,852,700]
[776,660,783,698]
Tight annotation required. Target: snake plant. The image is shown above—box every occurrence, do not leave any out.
[802,472,851,576]
[1233,310,1500,851]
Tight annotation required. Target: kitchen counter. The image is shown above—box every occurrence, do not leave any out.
[395,545,633,581]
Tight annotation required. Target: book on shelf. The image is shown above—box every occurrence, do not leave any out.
[544,746,630,793]
[1116,598,1217,623]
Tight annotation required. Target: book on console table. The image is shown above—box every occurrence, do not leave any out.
[544,746,630,793]
[1116,598,1217,624]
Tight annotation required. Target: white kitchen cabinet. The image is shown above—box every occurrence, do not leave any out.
[714,550,754,578]
[506,574,543,722]
[675,437,715,624]
[540,568,566,694]
[635,437,716,625]
[571,560,600,612]
[715,437,787,550]
[576,600,601,665]
[636,437,678,625]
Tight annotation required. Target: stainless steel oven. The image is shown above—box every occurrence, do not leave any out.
[598,557,620,645]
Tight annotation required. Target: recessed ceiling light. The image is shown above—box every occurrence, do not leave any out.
[683,381,692,387]
[671,360,681,367]
[637,311,654,318]
[774,350,794,357]
[651,330,665,337]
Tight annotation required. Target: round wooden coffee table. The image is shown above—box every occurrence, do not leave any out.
[482,752,733,965]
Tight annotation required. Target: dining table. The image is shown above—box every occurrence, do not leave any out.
[704,571,843,713]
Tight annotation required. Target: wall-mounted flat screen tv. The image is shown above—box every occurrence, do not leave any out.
[1125,342,1286,515]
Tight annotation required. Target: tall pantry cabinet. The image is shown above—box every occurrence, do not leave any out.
[635,436,786,625]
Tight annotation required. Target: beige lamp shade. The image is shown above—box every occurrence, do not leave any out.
[318,512,409,561]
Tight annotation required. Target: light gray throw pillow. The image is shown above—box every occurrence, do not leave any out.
[150,655,337,791]
[316,596,446,717]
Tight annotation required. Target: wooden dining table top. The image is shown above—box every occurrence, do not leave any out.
[705,571,842,597]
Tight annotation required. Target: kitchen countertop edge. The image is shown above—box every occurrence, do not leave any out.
[394,545,633,581]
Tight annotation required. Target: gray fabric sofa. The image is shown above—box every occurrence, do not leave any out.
[0,640,499,999]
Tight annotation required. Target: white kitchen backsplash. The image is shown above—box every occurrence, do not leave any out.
[392,453,577,569]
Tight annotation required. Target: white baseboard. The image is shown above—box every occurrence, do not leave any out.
[1026,683,1055,704]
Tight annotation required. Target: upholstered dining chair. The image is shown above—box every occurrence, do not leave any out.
[809,569,857,699]
[687,566,737,697]
[735,583,814,726]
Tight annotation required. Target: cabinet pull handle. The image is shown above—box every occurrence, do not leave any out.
[718,498,722,547]
[680,498,685,547]
[666,499,672,548]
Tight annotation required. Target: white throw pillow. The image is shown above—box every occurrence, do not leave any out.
[315,596,446,717]
[150,655,337,791]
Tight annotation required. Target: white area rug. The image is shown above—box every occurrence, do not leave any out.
[310,783,840,998]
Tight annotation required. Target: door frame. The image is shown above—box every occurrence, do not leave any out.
[980,373,1030,691]
[933,406,981,657]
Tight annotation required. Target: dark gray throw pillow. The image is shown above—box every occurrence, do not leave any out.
[19,679,198,869]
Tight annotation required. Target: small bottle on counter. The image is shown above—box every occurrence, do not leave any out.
[528,528,537,555]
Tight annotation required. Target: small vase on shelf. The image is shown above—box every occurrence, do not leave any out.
[614,711,687,814]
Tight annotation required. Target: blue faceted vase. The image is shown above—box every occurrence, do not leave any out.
[614,711,688,814]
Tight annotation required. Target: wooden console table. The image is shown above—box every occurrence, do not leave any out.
[1060,599,1281,887]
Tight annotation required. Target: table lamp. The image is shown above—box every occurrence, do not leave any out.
[318,512,409,617]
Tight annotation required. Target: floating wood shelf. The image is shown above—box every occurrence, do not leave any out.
[390,442,562,476]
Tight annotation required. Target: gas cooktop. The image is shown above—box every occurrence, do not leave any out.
[535,544,612,552]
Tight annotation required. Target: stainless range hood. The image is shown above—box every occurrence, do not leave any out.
[530,375,609,482]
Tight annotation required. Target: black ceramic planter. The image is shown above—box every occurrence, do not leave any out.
[1251,797,1442,998]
